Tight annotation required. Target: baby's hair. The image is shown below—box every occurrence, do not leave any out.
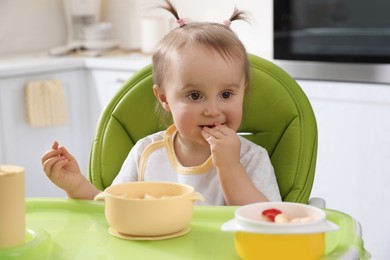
[224,7,249,27]
[152,0,250,126]
[157,0,180,21]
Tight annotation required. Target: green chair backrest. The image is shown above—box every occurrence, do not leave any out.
[88,54,318,203]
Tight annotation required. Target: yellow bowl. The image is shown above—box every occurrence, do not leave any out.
[221,202,338,260]
[95,181,204,236]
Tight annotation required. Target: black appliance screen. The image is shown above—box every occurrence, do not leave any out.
[274,0,390,63]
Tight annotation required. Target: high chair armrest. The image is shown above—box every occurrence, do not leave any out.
[308,197,326,208]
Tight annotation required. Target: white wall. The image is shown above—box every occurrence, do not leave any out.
[0,0,273,58]
[0,0,66,56]
[145,0,273,58]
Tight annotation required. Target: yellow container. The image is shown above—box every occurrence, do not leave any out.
[221,202,338,260]
[0,165,25,248]
[95,181,204,237]
[235,232,325,260]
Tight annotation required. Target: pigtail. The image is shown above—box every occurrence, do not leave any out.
[161,0,179,20]
[224,7,249,27]
[158,0,185,27]
[230,8,248,22]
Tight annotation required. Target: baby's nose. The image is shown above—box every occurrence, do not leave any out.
[204,101,221,117]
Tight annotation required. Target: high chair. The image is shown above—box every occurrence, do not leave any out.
[88,54,317,203]
[88,54,370,259]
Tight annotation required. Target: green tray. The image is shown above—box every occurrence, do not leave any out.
[0,198,370,259]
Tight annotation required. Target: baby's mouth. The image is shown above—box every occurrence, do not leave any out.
[200,123,224,128]
[200,125,215,128]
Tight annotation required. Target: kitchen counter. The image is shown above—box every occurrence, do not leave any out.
[0,56,84,78]
[84,53,151,71]
[3,52,390,85]
[0,52,152,79]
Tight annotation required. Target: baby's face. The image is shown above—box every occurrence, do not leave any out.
[162,46,246,147]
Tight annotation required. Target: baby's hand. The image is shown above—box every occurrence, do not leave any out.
[41,141,83,192]
[201,123,241,169]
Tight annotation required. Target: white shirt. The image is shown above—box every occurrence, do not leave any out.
[112,125,281,205]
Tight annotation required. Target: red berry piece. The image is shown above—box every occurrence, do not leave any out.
[262,208,282,222]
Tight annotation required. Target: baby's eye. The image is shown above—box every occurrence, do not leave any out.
[221,91,233,99]
[188,92,202,100]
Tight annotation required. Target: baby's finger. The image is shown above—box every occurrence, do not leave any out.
[204,127,225,139]
[50,158,69,177]
[59,146,75,161]
[52,141,59,150]
[213,124,234,135]
[201,130,214,142]
[42,156,64,177]
[41,149,62,165]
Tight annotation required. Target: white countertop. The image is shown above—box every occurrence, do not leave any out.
[2,51,390,85]
[0,52,152,79]
[84,53,151,71]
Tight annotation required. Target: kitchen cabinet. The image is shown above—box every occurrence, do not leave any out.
[0,69,94,197]
[298,79,390,260]
[85,55,151,126]
[87,69,135,126]
[90,70,134,108]
[0,55,150,198]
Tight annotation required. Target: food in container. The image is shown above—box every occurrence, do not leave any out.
[221,202,339,260]
[95,181,204,238]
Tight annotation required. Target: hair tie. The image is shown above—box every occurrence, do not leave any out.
[223,20,231,27]
[176,18,185,27]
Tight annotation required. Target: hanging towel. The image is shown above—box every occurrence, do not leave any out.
[25,79,68,127]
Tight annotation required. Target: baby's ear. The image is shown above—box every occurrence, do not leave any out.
[153,85,170,111]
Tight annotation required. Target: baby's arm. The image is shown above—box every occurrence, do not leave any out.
[201,124,269,205]
[41,141,100,199]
